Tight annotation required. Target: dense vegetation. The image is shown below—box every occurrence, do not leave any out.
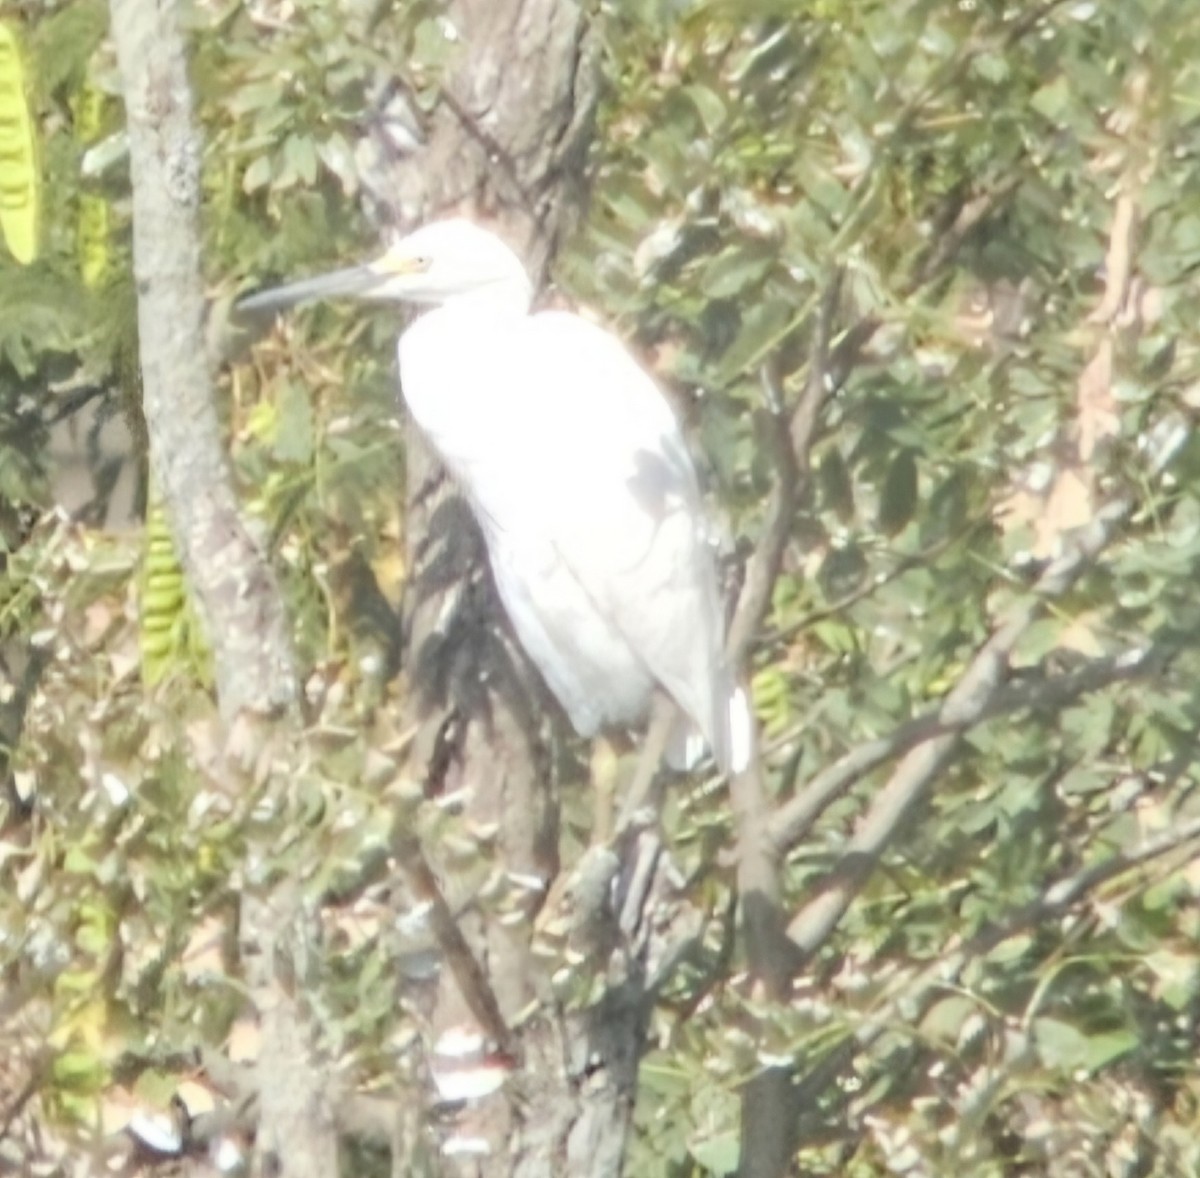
[2,0,1199,1173]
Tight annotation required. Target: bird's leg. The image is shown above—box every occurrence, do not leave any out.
[533,741,623,970]
[616,693,676,835]
[590,735,620,846]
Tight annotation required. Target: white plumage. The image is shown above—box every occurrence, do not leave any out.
[239,219,752,775]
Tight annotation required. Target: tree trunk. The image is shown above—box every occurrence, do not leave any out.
[107,0,296,722]
[357,3,642,1172]
[108,5,336,1176]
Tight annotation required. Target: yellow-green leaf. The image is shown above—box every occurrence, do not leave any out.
[0,23,39,264]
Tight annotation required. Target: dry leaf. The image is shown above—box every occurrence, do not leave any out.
[227,1015,261,1064]
[1075,339,1119,462]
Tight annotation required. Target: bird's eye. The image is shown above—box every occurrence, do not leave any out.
[413,256,432,271]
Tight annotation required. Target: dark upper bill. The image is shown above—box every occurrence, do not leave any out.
[236,263,387,315]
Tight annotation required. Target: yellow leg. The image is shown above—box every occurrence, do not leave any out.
[590,735,619,846]
[616,693,675,835]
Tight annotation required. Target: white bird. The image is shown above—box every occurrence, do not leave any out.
[239,219,752,776]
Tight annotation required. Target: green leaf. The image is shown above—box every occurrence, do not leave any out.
[971,52,1011,84]
[1012,617,1064,667]
[1030,75,1071,121]
[0,23,40,265]
[281,133,318,188]
[275,379,314,464]
[1034,1018,1135,1074]
[683,83,727,134]
[53,1050,106,1090]
[411,16,458,71]
[316,132,358,194]
[1080,1030,1138,1072]
[63,845,98,875]
[919,994,976,1045]
[1033,1017,1090,1070]
[984,933,1033,965]
[702,244,776,300]
[242,154,273,193]
[225,78,285,116]
[877,449,918,536]
[690,1130,739,1175]
[712,298,792,385]
[1145,950,1199,1010]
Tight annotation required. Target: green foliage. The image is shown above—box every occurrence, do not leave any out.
[0,0,130,513]
[0,21,39,265]
[1,0,408,1156]
[138,492,211,688]
[564,0,1200,1173]
[4,0,1200,1172]
[1,515,420,1153]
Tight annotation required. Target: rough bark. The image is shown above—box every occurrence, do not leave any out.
[108,4,333,1177]
[356,2,624,1172]
[107,0,295,723]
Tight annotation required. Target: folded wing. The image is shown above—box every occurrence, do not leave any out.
[514,312,747,773]
[399,303,751,774]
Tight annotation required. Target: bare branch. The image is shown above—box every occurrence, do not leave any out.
[729,756,800,992]
[978,815,1200,950]
[727,285,840,936]
[728,269,842,663]
[770,641,1164,852]
[724,273,846,1178]
[906,178,1021,293]
[785,496,1133,961]
[789,810,1200,1124]
[724,139,1025,1178]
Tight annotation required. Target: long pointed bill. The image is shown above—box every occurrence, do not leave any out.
[236,262,388,314]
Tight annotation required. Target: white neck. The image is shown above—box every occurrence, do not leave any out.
[398,291,527,466]
[425,275,532,316]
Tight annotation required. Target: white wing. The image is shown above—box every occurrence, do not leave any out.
[399,305,748,773]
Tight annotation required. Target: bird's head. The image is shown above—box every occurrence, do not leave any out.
[238,219,533,317]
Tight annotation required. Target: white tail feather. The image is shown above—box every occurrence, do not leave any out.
[666,682,755,776]
[725,685,754,775]
[666,716,707,772]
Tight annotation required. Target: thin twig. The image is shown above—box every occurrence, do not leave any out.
[761,526,972,649]
[392,830,516,1060]
[0,1053,45,1142]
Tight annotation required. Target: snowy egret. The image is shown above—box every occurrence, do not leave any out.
[239,219,752,776]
